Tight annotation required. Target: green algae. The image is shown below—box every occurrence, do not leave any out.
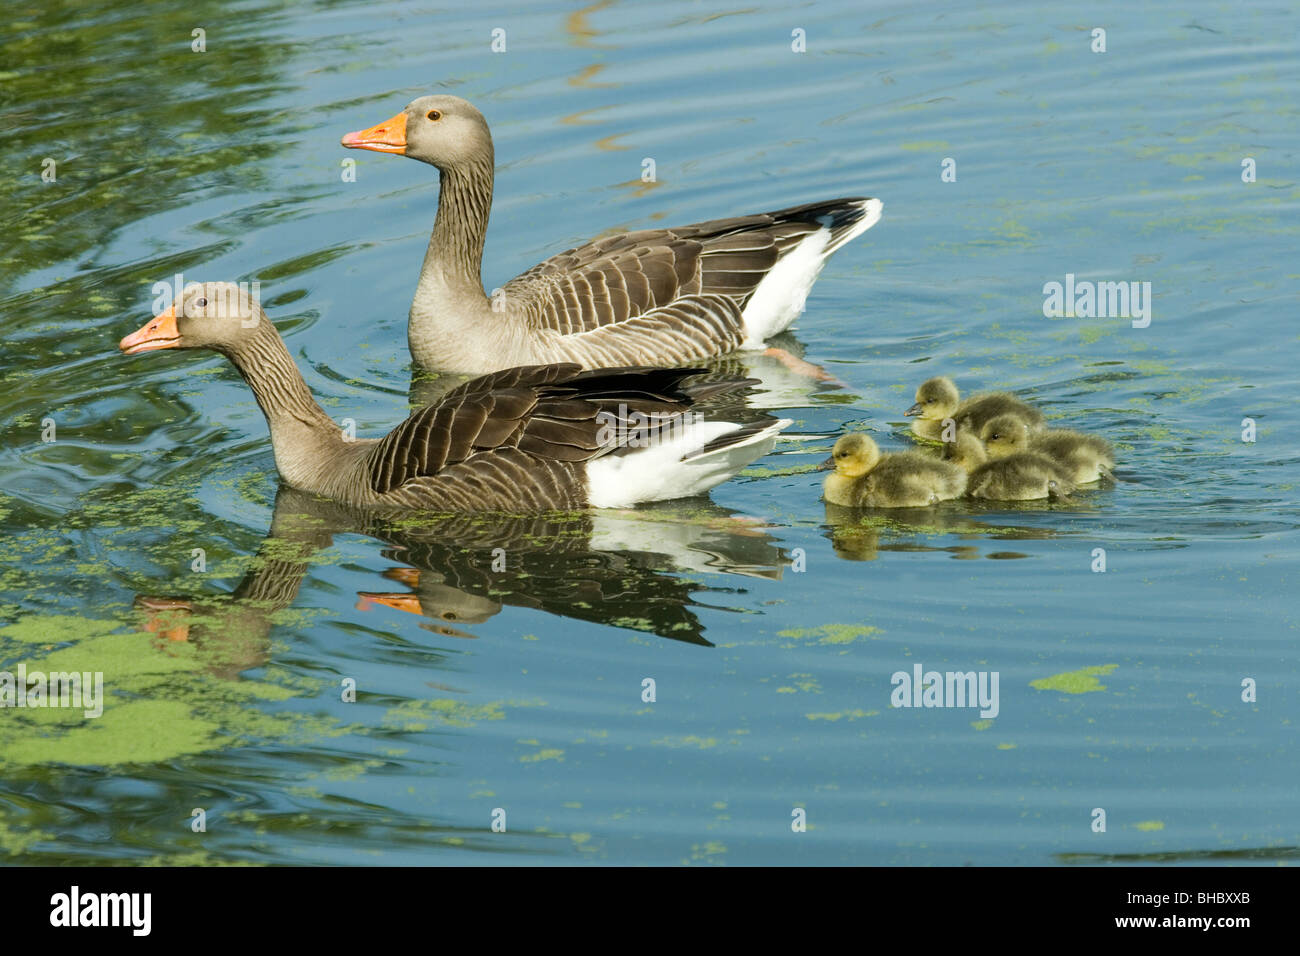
[0,814,51,856]
[2,699,221,766]
[778,623,883,644]
[518,748,565,763]
[381,697,511,731]
[805,709,877,721]
[1030,664,1118,695]
[0,614,341,768]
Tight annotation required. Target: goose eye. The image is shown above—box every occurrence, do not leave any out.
[195,297,207,308]
[427,109,442,121]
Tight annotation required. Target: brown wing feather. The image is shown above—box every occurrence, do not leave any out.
[364,364,737,499]
[503,198,872,336]
[533,295,748,368]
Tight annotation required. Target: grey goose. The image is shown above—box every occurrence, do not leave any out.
[120,282,790,512]
[341,95,881,373]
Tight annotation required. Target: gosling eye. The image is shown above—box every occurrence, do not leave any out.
[443,612,457,620]
[427,109,442,121]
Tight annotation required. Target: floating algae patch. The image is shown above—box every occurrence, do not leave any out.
[0,614,340,768]
[1030,664,1118,695]
[73,483,209,537]
[652,735,720,750]
[381,696,511,731]
[778,623,882,645]
[0,809,51,856]
[740,462,821,478]
[0,614,120,646]
[2,699,220,766]
[805,709,877,721]
[1133,820,1165,832]
[518,747,564,763]
[775,673,821,694]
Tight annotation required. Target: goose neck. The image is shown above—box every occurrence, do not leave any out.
[424,152,494,293]
[223,320,348,493]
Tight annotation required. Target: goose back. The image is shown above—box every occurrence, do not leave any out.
[359,364,752,511]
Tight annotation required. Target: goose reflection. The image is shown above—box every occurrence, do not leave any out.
[357,499,789,641]
[407,331,841,411]
[134,486,791,672]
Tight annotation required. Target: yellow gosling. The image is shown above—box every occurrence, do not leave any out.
[981,414,1115,484]
[905,375,1045,440]
[942,430,1074,500]
[820,433,966,508]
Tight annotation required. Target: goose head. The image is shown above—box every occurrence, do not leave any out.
[981,414,1033,458]
[341,95,492,171]
[905,376,959,421]
[941,431,987,473]
[818,433,881,478]
[119,281,263,357]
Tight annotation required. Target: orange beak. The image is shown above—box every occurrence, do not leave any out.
[120,305,180,355]
[135,596,193,642]
[356,592,424,616]
[341,111,407,154]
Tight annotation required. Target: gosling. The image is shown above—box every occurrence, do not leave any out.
[942,432,1075,501]
[981,414,1114,484]
[820,433,966,508]
[906,376,1045,440]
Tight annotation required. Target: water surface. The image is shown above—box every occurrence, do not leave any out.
[1,0,1297,865]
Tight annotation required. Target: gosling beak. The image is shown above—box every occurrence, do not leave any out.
[904,403,923,417]
[120,305,180,355]
[816,456,836,471]
[341,111,408,154]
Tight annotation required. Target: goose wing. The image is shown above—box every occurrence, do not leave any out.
[502,198,876,337]
[364,364,719,496]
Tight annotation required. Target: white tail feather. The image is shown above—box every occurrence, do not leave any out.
[739,197,882,345]
[586,419,791,508]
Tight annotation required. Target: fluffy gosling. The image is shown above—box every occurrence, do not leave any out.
[906,376,1045,440]
[820,433,966,508]
[981,414,1114,484]
[942,432,1075,501]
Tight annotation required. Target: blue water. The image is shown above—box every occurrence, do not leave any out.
[1,0,1297,864]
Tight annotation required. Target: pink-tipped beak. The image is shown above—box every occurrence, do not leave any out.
[120,305,180,355]
[341,111,408,154]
